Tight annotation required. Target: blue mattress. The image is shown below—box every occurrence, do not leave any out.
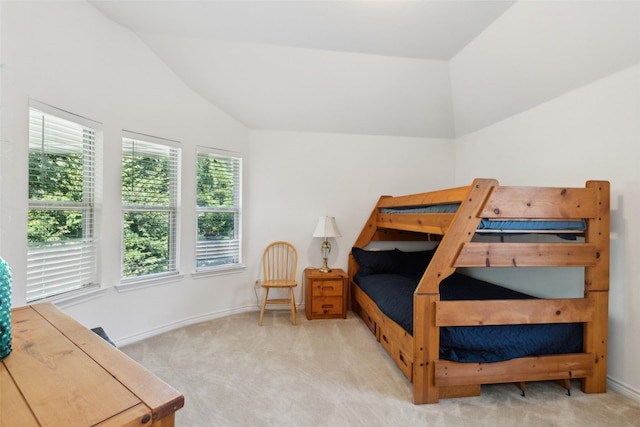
[381,204,586,233]
[354,272,583,363]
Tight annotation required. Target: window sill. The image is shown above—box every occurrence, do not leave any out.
[192,264,246,279]
[116,272,184,293]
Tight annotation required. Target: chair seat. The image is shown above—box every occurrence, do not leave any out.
[262,280,297,289]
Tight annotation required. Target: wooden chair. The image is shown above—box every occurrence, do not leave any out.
[259,241,298,326]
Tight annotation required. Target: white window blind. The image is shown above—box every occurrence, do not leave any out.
[27,105,99,301]
[121,133,181,280]
[196,148,242,270]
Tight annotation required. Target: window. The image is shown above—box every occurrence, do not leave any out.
[196,148,242,270]
[121,133,181,280]
[27,103,100,301]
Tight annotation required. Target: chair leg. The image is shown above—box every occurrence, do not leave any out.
[259,288,269,326]
[290,288,296,325]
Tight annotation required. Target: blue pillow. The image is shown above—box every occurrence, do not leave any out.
[352,247,402,276]
[396,249,437,275]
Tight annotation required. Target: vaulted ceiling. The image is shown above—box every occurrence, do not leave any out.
[89,1,640,138]
[88,0,514,138]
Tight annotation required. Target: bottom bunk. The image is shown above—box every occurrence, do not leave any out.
[350,248,599,402]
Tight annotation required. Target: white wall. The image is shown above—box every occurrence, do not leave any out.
[450,0,640,136]
[455,62,640,399]
[0,1,253,344]
[245,130,455,303]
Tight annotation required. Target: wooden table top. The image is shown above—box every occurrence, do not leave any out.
[1,303,184,426]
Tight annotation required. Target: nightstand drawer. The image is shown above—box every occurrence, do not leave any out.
[311,280,344,297]
[311,296,343,317]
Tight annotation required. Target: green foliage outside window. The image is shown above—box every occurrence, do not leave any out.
[27,106,98,302]
[28,133,239,278]
[27,151,85,244]
[196,154,241,268]
[121,139,177,278]
[122,152,172,206]
[122,211,171,277]
[196,156,235,241]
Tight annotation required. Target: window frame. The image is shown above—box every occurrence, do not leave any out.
[26,101,102,302]
[195,147,243,272]
[120,131,181,283]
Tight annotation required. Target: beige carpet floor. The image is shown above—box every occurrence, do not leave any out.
[121,310,640,426]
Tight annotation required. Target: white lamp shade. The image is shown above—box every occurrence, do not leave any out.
[312,216,341,238]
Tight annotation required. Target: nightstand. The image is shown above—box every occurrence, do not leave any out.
[304,268,347,320]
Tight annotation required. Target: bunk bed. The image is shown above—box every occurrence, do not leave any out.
[348,178,609,404]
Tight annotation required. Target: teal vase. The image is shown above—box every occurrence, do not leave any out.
[0,257,12,360]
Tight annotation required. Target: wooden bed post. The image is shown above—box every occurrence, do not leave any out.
[583,180,610,393]
[413,179,499,404]
[413,294,439,404]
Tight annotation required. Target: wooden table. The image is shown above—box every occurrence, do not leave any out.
[1,303,184,426]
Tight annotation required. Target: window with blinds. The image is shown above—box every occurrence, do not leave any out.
[121,133,181,280]
[196,148,242,270]
[27,104,100,302]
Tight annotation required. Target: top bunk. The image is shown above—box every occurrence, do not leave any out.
[352,178,610,294]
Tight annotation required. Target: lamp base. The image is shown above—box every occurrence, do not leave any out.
[319,257,331,273]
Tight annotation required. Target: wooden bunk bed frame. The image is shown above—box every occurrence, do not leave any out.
[348,178,609,404]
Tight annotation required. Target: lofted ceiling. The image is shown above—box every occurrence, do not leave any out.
[89,1,640,138]
[89,0,517,138]
[89,0,517,61]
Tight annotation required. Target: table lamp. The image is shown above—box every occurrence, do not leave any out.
[312,216,341,273]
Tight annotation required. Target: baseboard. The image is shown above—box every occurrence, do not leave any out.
[115,302,306,347]
[608,376,640,403]
[115,305,257,347]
